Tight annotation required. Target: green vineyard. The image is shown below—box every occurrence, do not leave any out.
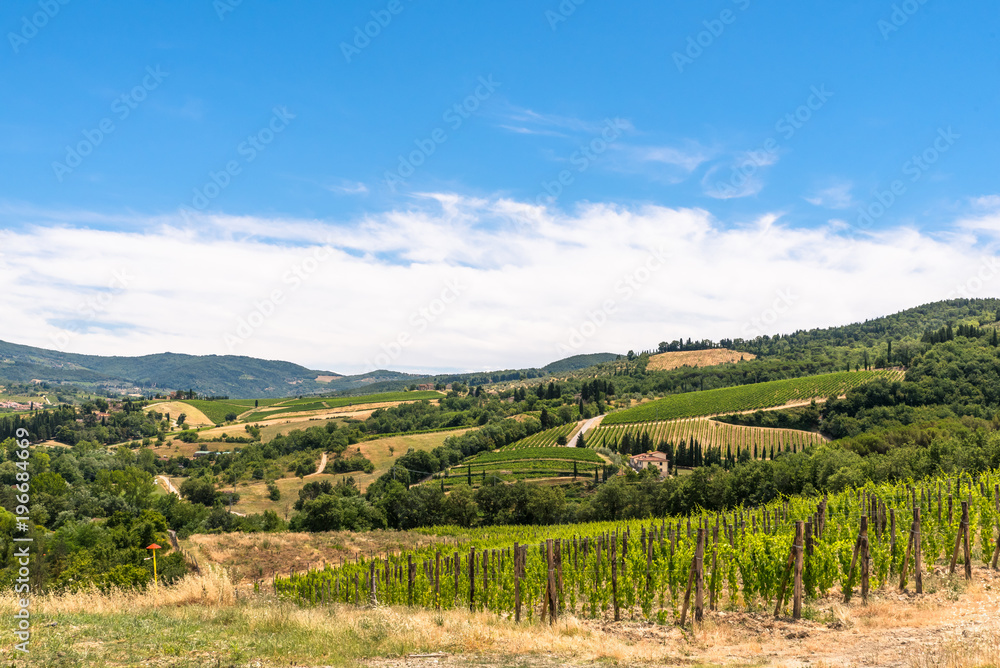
[275,469,1000,624]
[499,422,582,450]
[587,418,825,456]
[436,446,605,488]
[603,369,904,425]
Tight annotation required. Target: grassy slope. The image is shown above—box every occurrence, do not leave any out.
[348,428,473,491]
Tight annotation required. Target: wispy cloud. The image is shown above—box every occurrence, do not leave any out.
[607,142,714,184]
[325,180,369,196]
[700,148,780,200]
[497,104,632,136]
[701,164,765,199]
[805,181,855,209]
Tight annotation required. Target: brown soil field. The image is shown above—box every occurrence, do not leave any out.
[647,348,757,371]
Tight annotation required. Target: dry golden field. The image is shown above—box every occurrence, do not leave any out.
[646,348,757,371]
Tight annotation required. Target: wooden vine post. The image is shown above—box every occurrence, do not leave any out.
[468,547,476,612]
[793,520,805,618]
[993,485,1000,570]
[610,533,620,622]
[679,527,705,626]
[514,542,521,623]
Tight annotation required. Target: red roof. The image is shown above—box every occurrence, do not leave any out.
[146,543,161,550]
[631,452,668,463]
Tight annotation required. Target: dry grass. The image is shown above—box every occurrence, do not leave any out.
[4,568,1000,667]
[183,530,451,583]
[647,348,756,372]
[145,401,214,428]
[20,568,237,616]
[220,473,338,517]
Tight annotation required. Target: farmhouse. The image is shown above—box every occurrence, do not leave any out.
[629,451,670,476]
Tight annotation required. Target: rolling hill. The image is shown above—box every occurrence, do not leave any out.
[0,339,620,399]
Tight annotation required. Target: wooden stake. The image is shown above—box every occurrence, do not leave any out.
[469,547,476,612]
[611,534,620,622]
[961,501,972,581]
[860,516,869,604]
[694,528,705,623]
[793,520,804,619]
[914,507,923,594]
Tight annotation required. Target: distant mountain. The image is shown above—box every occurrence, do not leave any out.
[0,340,620,399]
[0,340,413,399]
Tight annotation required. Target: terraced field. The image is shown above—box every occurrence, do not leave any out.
[438,446,604,488]
[604,369,904,424]
[587,417,825,455]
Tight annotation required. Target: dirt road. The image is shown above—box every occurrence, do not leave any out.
[305,451,328,477]
[567,414,605,447]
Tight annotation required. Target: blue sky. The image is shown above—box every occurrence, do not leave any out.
[2,1,999,373]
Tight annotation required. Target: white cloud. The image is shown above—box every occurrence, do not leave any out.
[1,195,999,375]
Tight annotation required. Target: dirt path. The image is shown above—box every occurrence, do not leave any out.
[156,475,180,496]
[567,414,604,447]
[305,451,328,477]
[158,474,246,517]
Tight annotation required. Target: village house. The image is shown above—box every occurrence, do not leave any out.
[628,451,670,477]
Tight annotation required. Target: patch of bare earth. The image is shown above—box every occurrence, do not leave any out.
[647,348,756,372]
[364,568,999,668]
